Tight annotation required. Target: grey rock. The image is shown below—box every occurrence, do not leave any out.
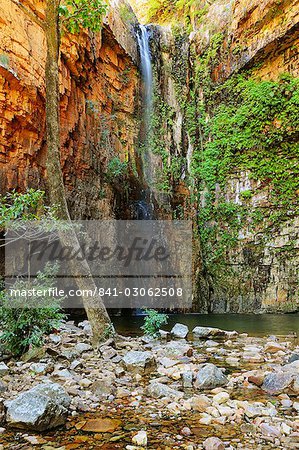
[171,323,189,339]
[53,368,73,379]
[0,363,9,376]
[159,330,170,340]
[182,371,193,389]
[195,364,228,390]
[5,382,70,431]
[30,362,52,374]
[147,381,184,400]
[159,357,179,368]
[69,360,82,370]
[122,350,156,374]
[160,341,192,358]
[262,371,299,395]
[288,354,299,364]
[192,326,237,339]
[74,343,92,354]
[48,334,61,344]
[91,379,116,398]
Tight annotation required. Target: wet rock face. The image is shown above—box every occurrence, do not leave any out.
[5,383,71,431]
[194,364,228,390]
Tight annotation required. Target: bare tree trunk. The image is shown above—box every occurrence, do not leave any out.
[44,0,112,346]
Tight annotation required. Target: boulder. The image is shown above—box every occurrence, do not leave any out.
[262,371,299,395]
[192,326,237,339]
[171,323,189,339]
[195,364,228,390]
[122,350,156,374]
[147,381,184,400]
[5,382,70,431]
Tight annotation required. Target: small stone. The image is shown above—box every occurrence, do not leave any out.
[181,426,191,436]
[182,371,193,389]
[203,436,225,450]
[264,342,286,353]
[281,422,292,435]
[49,334,61,344]
[159,357,179,368]
[191,394,211,412]
[260,423,281,437]
[213,391,229,404]
[132,430,147,446]
[147,381,183,400]
[199,414,212,425]
[293,402,299,412]
[53,369,72,379]
[23,436,40,445]
[74,343,92,354]
[167,402,181,414]
[30,362,52,374]
[171,323,189,339]
[79,378,92,388]
[70,360,82,370]
[159,330,170,340]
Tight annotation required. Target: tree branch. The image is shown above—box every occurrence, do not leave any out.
[11,0,45,30]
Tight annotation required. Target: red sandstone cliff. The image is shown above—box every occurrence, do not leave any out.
[0,0,140,218]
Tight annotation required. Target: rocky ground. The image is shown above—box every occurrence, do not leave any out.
[0,321,298,449]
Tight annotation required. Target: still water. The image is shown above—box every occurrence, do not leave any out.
[113,313,299,337]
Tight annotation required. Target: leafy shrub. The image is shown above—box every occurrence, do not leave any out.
[106,157,128,180]
[141,309,168,337]
[0,264,66,356]
[0,189,49,227]
[59,0,108,34]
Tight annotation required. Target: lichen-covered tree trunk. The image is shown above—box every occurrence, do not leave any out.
[44,0,112,346]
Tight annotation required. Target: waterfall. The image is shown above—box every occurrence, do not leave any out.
[136,24,153,130]
[135,24,156,216]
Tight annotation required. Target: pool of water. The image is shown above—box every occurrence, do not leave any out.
[113,313,299,337]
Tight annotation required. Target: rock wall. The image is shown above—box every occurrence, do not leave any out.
[147,0,299,313]
[0,0,140,218]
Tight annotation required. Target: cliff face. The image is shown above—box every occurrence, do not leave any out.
[0,0,298,313]
[146,0,299,313]
[0,0,140,218]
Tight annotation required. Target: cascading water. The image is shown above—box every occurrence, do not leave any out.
[136,25,153,131]
[134,24,155,219]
